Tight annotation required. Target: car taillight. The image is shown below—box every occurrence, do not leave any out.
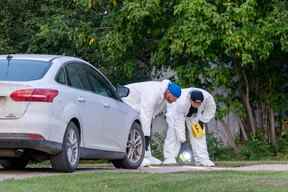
[10,89,59,103]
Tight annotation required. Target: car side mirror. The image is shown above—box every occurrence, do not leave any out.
[116,86,130,98]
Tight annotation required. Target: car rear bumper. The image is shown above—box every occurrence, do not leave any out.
[0,133,62,155]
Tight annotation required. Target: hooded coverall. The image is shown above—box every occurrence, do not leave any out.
[163,88,216,166]
[122,80,171,165]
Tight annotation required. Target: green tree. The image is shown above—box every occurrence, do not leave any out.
[1,0,287,151]
[99,0,288,148]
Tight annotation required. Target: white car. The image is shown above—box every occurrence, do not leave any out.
[0,54,145,172]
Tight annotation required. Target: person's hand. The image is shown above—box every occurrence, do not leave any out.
[175,128,186,143]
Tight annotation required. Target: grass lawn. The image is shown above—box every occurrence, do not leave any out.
[0,171,288,192]
[27,160,288,169]
[215,160,288,167]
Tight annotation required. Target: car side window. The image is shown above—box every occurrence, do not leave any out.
[55,67,67,85]
[65,63,92,92]
[85,66,115,98]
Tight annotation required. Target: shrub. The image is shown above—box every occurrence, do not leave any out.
[239,136,274,160]
[207,134,240,161]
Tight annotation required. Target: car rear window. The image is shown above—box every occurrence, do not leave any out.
[0,59,51,81]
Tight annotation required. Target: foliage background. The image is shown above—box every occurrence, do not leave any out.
[1,0,288,160]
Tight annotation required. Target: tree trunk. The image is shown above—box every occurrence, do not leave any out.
[262,103,269,141]
[240,69,257,136]
[239,119,248,141]
[234,59,256,137]
[269,106,277,147]
[255,103,263,130]
[219,120,239,153]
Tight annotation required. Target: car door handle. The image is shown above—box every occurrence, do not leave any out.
[77,97,86,103]
[104,103,111,108]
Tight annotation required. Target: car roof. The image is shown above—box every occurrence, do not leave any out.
[0,54,86,63]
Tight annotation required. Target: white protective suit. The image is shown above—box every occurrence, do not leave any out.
[122,80,171,166]
[163,88,216,166]
[122,80,170,136]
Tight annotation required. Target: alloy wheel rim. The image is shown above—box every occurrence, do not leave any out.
[66,129,79,166]
[126,128,143,163]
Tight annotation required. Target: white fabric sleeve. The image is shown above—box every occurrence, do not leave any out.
[165,104,175,129]
[198,95,216,123]
[139,94,158,136]
[174,103,187,143]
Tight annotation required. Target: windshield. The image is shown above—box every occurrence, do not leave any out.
[0,59,51,81]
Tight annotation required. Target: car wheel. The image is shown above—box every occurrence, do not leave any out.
[51,122,80,172]
[112,122,145,169]
[0,158,29,170]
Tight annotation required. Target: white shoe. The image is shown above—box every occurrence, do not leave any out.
[163,158,177,165]
[201,160,215,167]
[148,155,162,165]
[195,160,215,167]
[140,158,151,167]
[144,149,162,165]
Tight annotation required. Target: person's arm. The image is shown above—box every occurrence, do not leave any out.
[174,103,187,143]
[198,94,216,123]
[139,94,158,136]
[165,104,176,130]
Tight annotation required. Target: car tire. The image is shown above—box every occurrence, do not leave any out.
[112,122,145,169]
[51,122,80,172]
[0,158,29,170]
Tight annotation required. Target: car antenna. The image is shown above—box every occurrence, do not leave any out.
[6,55,13,76]
[6,55,12,66]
